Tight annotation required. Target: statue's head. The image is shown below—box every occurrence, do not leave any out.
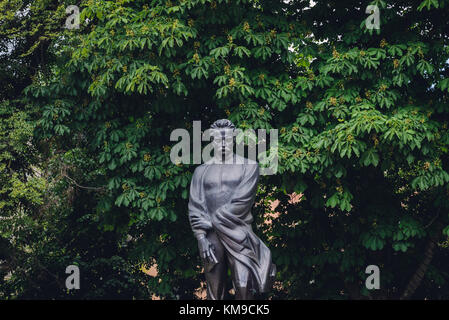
[210,119,235,129]
[210,119,235,159]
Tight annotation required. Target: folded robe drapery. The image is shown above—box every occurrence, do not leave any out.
[188,158,276,293]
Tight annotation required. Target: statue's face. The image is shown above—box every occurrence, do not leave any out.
[211,128,234,158]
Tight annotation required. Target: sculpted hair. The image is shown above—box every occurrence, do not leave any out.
[210,119,236,130]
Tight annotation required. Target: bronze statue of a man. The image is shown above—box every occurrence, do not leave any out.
[188,119,276,300]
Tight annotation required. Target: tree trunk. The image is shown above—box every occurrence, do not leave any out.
[400,220,445,300]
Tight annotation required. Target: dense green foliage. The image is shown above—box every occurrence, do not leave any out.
[1,0,449,299]
[0,0,149,299]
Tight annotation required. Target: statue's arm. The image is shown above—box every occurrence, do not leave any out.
[188,166,213,239]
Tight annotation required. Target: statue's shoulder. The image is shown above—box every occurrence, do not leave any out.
[192,163,208,177]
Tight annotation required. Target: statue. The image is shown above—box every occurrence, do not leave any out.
[188,119,276,300]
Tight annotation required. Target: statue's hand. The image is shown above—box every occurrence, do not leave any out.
[197,236,218,264]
